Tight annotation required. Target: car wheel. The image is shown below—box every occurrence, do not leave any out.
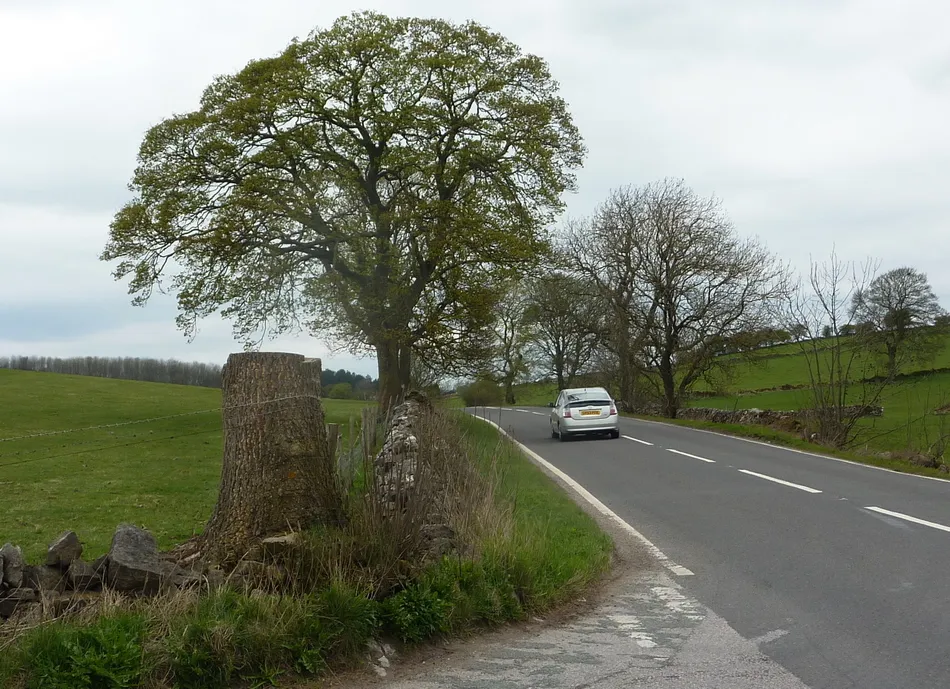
[610,429,621,439]
[558,426,569,442]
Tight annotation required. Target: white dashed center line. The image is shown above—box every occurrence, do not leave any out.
[865,507,950,533]
[738,469,822,494]
[622,435,654,446]
[667,449,716,463]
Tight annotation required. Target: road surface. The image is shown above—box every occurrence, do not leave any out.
[461,406,950,689]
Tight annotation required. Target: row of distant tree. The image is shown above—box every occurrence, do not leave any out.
[0,355,224,387]
[321,369,378,399]
[0,355,378,398]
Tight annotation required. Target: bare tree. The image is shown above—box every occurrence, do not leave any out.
[851,267,947,379]
[490,279,535,403]
[783,252,888,448]
[409,357,444,396]
[564,180,788,418]
[562,192,652,410]
[0,355,223,387]
[526,272,601,390]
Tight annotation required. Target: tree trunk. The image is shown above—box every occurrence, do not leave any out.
[377,337,412,412]
[659,358,678,418]
[887,343,898,380]
[199,352,343,566]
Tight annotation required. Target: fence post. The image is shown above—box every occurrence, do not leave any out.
[326,423,340,463]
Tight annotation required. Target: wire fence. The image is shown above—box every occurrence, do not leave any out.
[0,394,329,470]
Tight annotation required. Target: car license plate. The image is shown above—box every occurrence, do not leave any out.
[581,410,599,416]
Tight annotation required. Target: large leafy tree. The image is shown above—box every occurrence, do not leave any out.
[102,11,584,408]
[851,267,947,378]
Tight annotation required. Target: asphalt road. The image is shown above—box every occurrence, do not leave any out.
[471,406,950,689]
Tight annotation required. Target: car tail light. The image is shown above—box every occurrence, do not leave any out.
[563,408,572,418]
[609,403,617,416]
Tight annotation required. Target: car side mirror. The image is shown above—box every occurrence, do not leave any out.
[547,401,555,407]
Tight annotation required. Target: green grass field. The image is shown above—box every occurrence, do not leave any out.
[0,370,371,561]
[695,334,950,393]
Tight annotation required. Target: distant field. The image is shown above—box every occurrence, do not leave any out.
[695,335,950,393]
[0,370,370,561]
[508,332,950,456]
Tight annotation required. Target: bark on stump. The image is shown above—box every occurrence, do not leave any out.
[198,352,343,566]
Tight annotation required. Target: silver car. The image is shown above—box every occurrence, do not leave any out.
[549,387,620,441]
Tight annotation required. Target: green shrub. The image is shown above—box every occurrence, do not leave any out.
[382,582,452,643]
[458,379,504,407]
[327,382,353,399]
[22,613,146,689]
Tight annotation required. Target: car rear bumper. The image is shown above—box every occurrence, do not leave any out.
[561,417,620,434]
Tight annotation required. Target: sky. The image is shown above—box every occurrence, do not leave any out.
[2,0,948,379]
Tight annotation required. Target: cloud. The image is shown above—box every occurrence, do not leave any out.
[1,0,948,376]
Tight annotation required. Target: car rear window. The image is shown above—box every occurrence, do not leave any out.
[567,399,611,408]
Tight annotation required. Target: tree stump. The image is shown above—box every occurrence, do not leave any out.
[198,352,343,566]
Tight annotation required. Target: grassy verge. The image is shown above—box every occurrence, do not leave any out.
[0,370,370,560]
[689,371,950,457]
[0,385,612,688]
[627,413,950,480]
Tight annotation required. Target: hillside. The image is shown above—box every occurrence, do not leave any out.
[696,333,950,393]
[510,332,950,456]
[0,369,369,560]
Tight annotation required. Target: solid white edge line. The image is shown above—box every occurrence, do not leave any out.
[629,416,950,484]
[738,469,822,494]
[865,506,950,533]
[472,414,694,577]
[667,448,715,463]
[622,435,654,446]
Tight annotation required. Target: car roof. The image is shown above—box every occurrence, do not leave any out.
[560,387,610,396]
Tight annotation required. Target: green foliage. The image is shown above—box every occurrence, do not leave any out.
[458,379,504,406]
[326,382,353,399]
[102,10,585,396]
[382,582,453,643]
[21,614,146,689]
[381,557,525,643]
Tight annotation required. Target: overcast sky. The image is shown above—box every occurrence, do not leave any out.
[2,0,947,378]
